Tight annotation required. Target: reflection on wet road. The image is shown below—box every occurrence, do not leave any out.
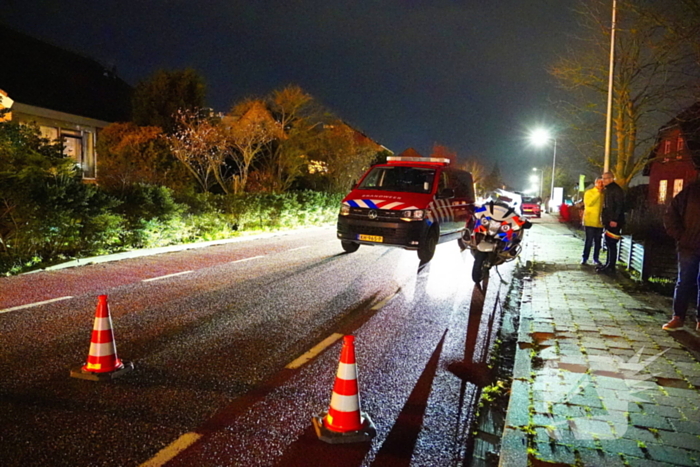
[0,228,519,467]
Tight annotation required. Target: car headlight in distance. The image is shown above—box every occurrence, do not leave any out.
[340,205,350,216]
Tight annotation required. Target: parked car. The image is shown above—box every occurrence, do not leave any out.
[521,196,542,218]
[337,156,475,262]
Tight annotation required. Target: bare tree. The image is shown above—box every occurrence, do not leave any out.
[261,86,326,193]
[224,100,283,194]
[168,109,227,193]
[550,0,700,187]
[638,0,700,69]
[459,158,486,195]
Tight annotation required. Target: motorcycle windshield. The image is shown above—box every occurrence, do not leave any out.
[483,202,516,222]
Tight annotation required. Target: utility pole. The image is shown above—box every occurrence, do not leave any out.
[604,0,617,173]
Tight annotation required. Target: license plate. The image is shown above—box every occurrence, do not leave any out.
[358,234,383,242]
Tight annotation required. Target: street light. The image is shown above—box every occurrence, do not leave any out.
[529,129,557,212]
[531,167,543,198]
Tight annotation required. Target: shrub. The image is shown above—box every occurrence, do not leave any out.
[112,184,190,249]
[0,121,123,272]
[184,211,238,242]
[114,183,182,225]
[225,191,342,231]
[30,172,123,258]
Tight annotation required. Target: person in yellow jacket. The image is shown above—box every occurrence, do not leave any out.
[581,178,604,265]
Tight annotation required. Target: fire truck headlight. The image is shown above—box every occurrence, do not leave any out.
[401,210,425,221]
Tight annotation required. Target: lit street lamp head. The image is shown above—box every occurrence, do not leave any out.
[528,128,557,213]
[529,128,552,146]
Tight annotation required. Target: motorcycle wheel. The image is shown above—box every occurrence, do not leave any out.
[457,237,467,251]
[472,251,489,283]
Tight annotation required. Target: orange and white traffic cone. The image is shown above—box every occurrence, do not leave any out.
[70,295,133,381]
[312,335,376,444]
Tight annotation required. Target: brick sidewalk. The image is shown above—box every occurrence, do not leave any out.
[499,215,700,467]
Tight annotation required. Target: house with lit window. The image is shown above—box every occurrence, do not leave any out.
[0,25,131,180]
[644,102,700,205]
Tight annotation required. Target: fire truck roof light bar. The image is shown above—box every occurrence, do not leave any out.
[386,156,450,165]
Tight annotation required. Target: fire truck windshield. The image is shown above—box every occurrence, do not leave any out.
[357,166,435,194]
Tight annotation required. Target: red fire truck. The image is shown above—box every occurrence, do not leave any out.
[337,156,475,262]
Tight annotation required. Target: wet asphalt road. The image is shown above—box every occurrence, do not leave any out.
[0,226,516,467]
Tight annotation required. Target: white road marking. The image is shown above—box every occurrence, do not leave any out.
[142,270,193,282]
[0,296,73,314]
[288,246,310,252]
[231,255,265,264]
[286,333,344,369]
[139,432,202,467]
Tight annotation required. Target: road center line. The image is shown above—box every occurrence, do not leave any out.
[231,255,265,264]
[142,270,194,282]
[371,289,401,310]
[139,432,202,467]
[286,333,344,369]
[0,296,73,314]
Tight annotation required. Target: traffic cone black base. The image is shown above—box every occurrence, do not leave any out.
[312,411,376,444]
[70,361,134,381]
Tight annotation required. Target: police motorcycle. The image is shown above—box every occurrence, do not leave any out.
[459,190,532,282]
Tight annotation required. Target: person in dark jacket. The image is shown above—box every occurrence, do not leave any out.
[662,179,700,332]
[596,172,625,274]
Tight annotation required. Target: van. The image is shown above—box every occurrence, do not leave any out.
[337,156,475,262]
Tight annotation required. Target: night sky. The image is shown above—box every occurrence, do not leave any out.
[1,0,582,188]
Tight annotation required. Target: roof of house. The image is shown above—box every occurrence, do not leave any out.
[644,102,700,174]
[397,147,423,158]
[0,25,132,122]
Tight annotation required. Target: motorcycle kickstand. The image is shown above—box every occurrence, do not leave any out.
[495,266,507,284]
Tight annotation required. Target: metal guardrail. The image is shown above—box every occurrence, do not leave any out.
[617,235,676,281]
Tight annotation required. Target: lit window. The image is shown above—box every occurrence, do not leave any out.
[658,180,667,204]
[62,131,82,161]
[664,140,671,154]
[61,129,95,179]
[673,179,684,197]
[677,137,684,152]
[39,126,58,141]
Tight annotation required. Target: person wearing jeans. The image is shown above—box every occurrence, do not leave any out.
[663,179,700,332]
[597,172,625,274]
[581,178,604,266]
